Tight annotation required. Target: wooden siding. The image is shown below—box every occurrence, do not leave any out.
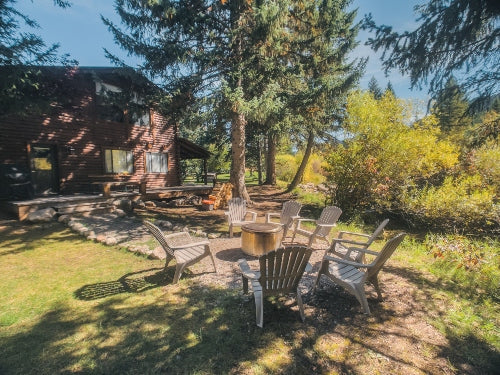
[0,69,180,195]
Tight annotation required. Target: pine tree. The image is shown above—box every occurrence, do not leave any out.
[285,0,364,192]
[364,0,500,111]
[368,76,383,99]
[385,81,395,96]
[104,0,363,197]
[0,0,72,116]
[433,77,471,132]
[104,1,241,199]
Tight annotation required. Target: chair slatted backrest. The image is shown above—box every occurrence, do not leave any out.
[366,233,406,279]
[143,220,175,257]
[258,246,312,295]
[228,197,247,222]
[281,201,302,226]
[316,206,342,237]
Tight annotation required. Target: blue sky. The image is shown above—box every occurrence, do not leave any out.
[17,0,428,101]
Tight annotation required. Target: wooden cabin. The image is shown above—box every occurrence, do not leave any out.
[0,66,210,200]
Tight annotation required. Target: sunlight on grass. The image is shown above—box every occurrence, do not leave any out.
[314,335,351,361]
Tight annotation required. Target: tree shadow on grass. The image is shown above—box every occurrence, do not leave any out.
[74,267,170,300]
[0,222,85,257]
[0,283,358,374]
[74,266,219,301]
[1,247,497,374]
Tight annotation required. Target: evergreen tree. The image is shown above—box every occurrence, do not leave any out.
[433,77,471,132]
[364,0,500,111]
[0,0,73,116]
[104,0,363,197]
[385,81,395,96]
[368,76,382,99]
[104,0,303,200]
[285,0,365,191]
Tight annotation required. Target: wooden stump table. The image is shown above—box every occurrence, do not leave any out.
[241,222,283,257]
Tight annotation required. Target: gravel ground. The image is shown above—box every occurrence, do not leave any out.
[63,185,329,291]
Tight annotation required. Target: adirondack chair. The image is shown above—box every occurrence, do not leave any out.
[224,197,258,238]
[291,206,342,248]
[314,233,406,314]
[265,200,302,239]
[238,245,313,328]
[144,221,217,284]
[328,219,390,262]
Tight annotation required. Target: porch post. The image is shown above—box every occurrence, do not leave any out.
[203,158,208,185]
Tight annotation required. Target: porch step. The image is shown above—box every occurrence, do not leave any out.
[1,193,136,220]
[55,202,114,215]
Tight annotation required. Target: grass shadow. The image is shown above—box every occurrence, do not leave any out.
[74,267,169,300]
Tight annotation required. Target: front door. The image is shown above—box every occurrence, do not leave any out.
[29,145,59,195]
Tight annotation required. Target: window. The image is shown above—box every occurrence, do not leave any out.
[104,149,133,174]
[129,106,150,126]
[96,82,125,123]
[146,152,168,173]
[95,81,151,126]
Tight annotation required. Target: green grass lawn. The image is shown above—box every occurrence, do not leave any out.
[0,213,498,374]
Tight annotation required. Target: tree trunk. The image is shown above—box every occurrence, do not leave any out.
[264,131,277,185]
[286,130,314,192]
[257,135,263,185]
[230,111,251,201]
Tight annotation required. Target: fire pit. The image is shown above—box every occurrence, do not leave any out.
[241,222,283,257]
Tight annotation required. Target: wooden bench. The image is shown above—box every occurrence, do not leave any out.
[90,181,141,197]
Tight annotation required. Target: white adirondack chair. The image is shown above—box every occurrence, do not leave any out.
[224,197,258,238]
[265,200,302,239]
[291,206,342,248]
[144,221,217,284]
[238,245,312,328]
[314,233,406,314]
[328,219,390,262]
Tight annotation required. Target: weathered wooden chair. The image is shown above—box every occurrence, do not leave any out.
[291,206,342,248]
[144,221,217,284]
[328,219,390,262]
[238,246,313,328]
[265,200,302,239]
[224,197,258,238]
[314,233,406,314]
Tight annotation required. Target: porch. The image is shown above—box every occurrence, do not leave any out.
[1,185,213,221]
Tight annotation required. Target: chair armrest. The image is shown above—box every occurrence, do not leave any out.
[316,223,336,230]
[338,231,370,239]
[297,218,316,224]
[332,238,370,247]
[323,254,370,268]
[170,240,210,250]
[265,212,280,222]
[246,211,258,221]
[238,259,260,280]
[346,246,379,256]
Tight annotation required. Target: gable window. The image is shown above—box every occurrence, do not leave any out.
[129,106,150,126]
[95,81,151,126]
[146,152,168,173]
[104,149,133,174]
[96,82,125,123]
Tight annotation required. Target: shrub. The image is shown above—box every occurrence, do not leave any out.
[275,153,297,182]
[424,233,500,299]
